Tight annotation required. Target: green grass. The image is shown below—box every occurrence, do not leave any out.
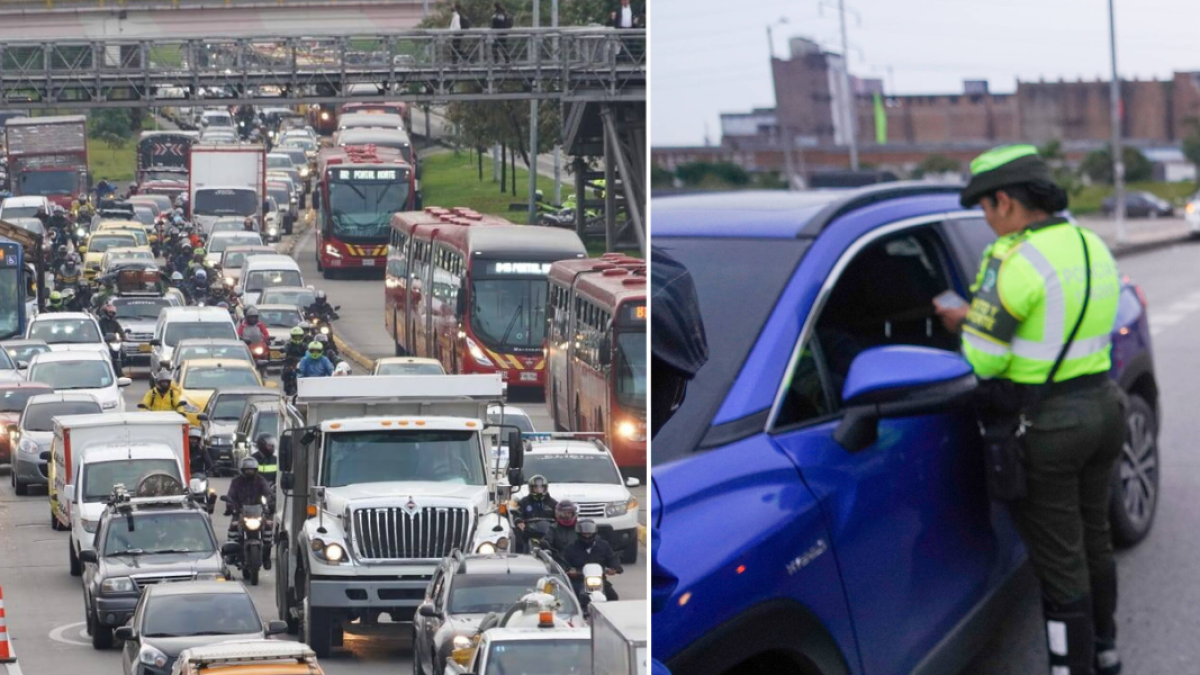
[420,150,574,218]
[88,136,137,183]
[1070,181,1197,214]
[149,45,184,68]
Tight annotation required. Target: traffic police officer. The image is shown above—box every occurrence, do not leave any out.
[935,145,1124,675]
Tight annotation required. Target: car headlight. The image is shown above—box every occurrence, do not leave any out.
[243,516,263,531]
[606,497,638,518]
[476,542,496,554]
[452,635,472,650]
[300,167,310,177]
[464,336,493,367]
[82,518,99,533]
[18,438,38,455]
[224,276,235,286]
[139,644,169,669]
[102,400,118,410]
[194,572,225,581]
[268,227,278,236]
[324,244,342,259]
[101,576,135,594]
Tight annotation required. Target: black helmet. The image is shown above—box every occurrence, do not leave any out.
[255,434,277,454]
[555,500,577,527]
[576,519,598,542]
[528,475,549,500]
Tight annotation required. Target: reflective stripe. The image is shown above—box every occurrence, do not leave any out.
[1011,333,1111,361]
[258,464,278,473]
[964,329,1011,357]
[1016,242,1065,346]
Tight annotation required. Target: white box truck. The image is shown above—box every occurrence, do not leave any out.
[188,144,266,235]
[276,374,521,657]
[592,601,648,675]
[48,412,192,576]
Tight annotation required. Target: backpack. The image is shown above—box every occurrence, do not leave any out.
[503,13,513,28]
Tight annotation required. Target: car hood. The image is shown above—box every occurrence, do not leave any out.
[145,631,264,658]
[24,430,53,447]
[0,412,19,427]
[120,319,156,335]
[46,343,108,356]
[181,389,215,411]
[205,420,238,439]
[0,371,23,383]
[101,551,223,575]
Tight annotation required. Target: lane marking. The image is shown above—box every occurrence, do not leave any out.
[47,621,90,648]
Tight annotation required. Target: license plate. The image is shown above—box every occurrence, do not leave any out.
[138,344,152,353]
[362,259,376,267]
[520,372,538,382]
[270,350,283,360]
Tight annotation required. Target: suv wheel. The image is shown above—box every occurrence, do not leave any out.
[69,537,82,577]
[91,613,114,650]
[1111,394,1159,547]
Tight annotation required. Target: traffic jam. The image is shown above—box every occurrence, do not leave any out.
[0,100,646,675]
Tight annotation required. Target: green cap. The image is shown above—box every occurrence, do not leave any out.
[960,144,1054,208]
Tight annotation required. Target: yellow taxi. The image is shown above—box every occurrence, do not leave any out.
[175,358,270,425]
[94,220,152,248]
[79,231,139,279]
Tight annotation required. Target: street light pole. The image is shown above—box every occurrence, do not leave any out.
[838,0,859,171]
[1108,0,1127,243]
[528,0,541,224]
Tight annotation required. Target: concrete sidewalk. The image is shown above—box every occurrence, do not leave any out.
[1076,214,1193,258]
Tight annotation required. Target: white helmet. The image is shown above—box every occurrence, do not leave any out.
[333,362,352,377]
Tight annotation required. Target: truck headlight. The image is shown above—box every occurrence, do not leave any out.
[324,543,345,562]
[139,644,169,669]
[476,542,496,554]
[605,497,638,518]
[243,516,262,531]
[82,518,99,533]
[101,577,135,594]
[464,336,493,367]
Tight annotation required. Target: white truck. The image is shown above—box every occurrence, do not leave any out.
[48,412,192,577]
[276,374,522,657]
[591,601,648,675]
[188,144,266,234]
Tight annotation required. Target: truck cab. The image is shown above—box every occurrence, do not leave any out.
[276,374,522,657]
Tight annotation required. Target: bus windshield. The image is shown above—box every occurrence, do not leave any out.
[0,268,21,340]
[327,177,408,241]
[615,331,646,411]
[194,189,257,216]
[18,170,78,196]
[470,278,548,350]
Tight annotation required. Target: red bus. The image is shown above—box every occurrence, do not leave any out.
[546,255,647,472]
[340,101,412,133]
[385,207,587,390]
[313,145,416,278]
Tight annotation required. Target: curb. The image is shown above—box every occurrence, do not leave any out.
[333,335,376,373]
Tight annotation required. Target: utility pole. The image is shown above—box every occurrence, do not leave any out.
[1108,0,1127,243]
[528,0,541,224]
[838,0,858,171]
[552,0,562,204]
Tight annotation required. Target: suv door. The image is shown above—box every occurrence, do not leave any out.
[769,220,1022,675]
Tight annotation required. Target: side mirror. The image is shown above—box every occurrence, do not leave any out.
[221,542,240,557]
[625,476,641,488]
[114,626,136,641]
[117,377,132,388]
[281,472,294,491]
[79,549,98,564]
[16,361,27,369]
[833,346,978,453]
[265,620,288,636]
[197,413,209,422]
[455,293,466,317]
[312,190,321,210]
[417,603,439,618]
[279,430,294,472]
[149,338,161,346]
[507,431,523,469]
[506,467,523,488]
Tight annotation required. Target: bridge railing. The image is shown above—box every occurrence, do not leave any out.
[0,0,421,14]
[0,28,645,107]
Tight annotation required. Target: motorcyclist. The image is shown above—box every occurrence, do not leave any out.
[171,243,193,277]
[513,475,558,551]
[170,270,185,289]
[251,434,279,486]
[282,326,308,395]
[314,333,339,365]
[546,499,579,555]
[243,216,257,233]
[97,304,125,376]
[225,458,273,529]
[138,370,188,412]
[238,306,270,359]
[55,255,82,288]
[34,206,50,230]
[188,269,211,305]
[306,290,339,323]
[187,248,211,280]
[561,519,622,601]
[52,244,70,270]
[45,290,65,312]
[297,341,335,378]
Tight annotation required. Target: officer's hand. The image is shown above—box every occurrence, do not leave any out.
[934,302,969,333]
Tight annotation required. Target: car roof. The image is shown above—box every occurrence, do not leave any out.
[2,339,48,347]
[26,392,101,405]
[0,381,54,391]
[454,553,556,576]
[161,307,233,321]
[145,580,249,597]
[652,183,965,239]
[256,304,303,313]
[260,286,312,294]
[1,196,47,206]
[376,357,441,366]
[32,312,94,322]
[177,338,248,347]
[183,359,256,370]
[487,404,529,416]
[525,439,607,455]
[244,255,300,269]
[211,387,277,397]
[29,350,106,363]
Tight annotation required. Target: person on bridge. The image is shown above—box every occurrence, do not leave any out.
[297,341,335,378]
[449,3,470,62]
[934,145,1124,675]
[491,3,513,62]
[138,370,187,413]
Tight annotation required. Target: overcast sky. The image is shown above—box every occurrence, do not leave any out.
[652,0,1200,146]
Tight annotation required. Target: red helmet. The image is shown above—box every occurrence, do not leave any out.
[555,500,577,527]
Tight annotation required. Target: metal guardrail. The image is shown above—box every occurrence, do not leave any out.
[0,0,419,12]
[0,29,645,108]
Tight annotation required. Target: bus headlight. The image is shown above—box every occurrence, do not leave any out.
[324,244,342,259]
[464,337,493,367]
[617,420,646,442]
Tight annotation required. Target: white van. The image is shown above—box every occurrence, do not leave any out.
[151,306,238,371]
[238,255,303,306]
[48,412,191,575]
[0,195,51,221]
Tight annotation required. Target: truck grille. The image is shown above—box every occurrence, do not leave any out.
[575,502,607,518]
[351,507,472,561]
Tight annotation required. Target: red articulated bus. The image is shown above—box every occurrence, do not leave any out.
[546,255,647,473]
[385,207,587,390]
[313,144,416,279]
[340,101,412,133]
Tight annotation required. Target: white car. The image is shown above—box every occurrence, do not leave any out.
[1187,195,1200,234]
[0,195,51,221]
[151,306,239,371]
[373,356,445,376]
[514,435,641,564]
[206,231,265,266]
[25,313,113,362]
[485,404,536,472]
[25,351,130,412]
[239,255,303,306]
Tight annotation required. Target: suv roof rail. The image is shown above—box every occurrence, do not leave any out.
[533,548,565,575]
[799,181,966,238]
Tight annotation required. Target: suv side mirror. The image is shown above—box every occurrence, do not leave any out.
[507,431,524,469]
[79,549,98,564]
[279,430,294,472]
[114,626,136,641]
[265,620,288,635]
[417,602,438,618]
[149,338,161,346]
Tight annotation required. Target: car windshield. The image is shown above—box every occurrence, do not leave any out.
[23,400,102,431]
[652,238,811,465]
[164,322,236,347]
[113,299,170,321]
[280,149,307,165]
[376,362,445,376]
[222,250,269,270]
[268,188,290,206]
[30,319,101,344]
[328,178,408,241]
[259,308,303,329]
[259,289,315,307]
[322,430,485,487]
[252,411,281,439]
[194,189,257,216]
[282,138,314,151]
[0,206,39,219]
[86,236,137,254]
[523,454,621,484]
[471,279,548,350]
[486,412,534,433]
[0,387,49,413]
[209,235,263,254]
[485,640,592,675]
[143,592,261,637]
[103,512,215,555]
[133,208,155,225]
[211,220,246,234]
[183,367,259,390]
[13,219,44,235]
[176,344,252,364]
[84,459,180,502]
[28,360,113,390]
[211,394,273,421]
[245,270,302,292]
[18,170,79,196]
[267,155,292,169]
[4,343,48,365]
[615,331,646,411]
[0,348,15,371]
[448,574,544,614]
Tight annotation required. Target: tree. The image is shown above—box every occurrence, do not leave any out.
[1183,118,1200,180]
[650,164,674,188]
[89,109,134,166]
[912,154,960,179]
[1079,145,1153,184]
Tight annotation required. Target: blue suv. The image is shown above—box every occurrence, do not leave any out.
[651,184,1160,675]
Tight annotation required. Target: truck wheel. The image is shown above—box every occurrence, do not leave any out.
[303,598,334,658]
[69,537,82,577]
[275,542,299,634]
[91,614,114,649]
[621,542,639,565]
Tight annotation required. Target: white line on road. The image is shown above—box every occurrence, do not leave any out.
[47,621,90,648]
[4,661,22,675]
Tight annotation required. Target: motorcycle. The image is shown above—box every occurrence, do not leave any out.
[305,310,339,342]
[568,562,616,613]
[221,495,273,586]
[188,473,217,514]
[241,330,270,378]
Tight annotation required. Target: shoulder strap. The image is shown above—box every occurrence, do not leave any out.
[1044,227,1091,386]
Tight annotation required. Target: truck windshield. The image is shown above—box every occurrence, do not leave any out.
[18,170,78,196]
[470,278,548,350]
[103,512,215,555]
[484,640,591,675]
[615,331,646,412]
[194,189,257,217]
[322,430,486,487]
[84,459,180,502]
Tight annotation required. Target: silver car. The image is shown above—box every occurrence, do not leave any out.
[12,393,103,495]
